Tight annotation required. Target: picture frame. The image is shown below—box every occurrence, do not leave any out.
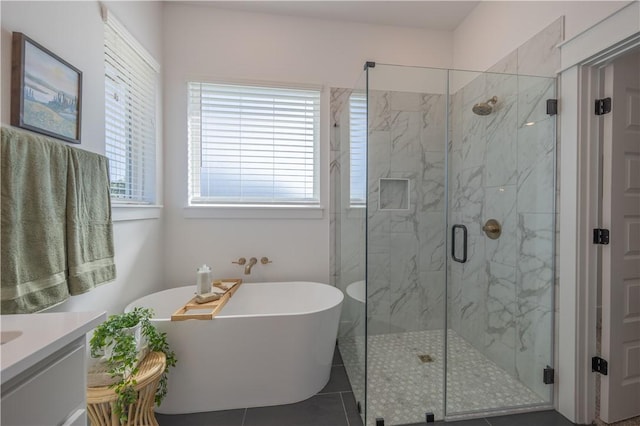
[11,32,82,144]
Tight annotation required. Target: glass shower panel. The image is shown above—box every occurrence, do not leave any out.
[335,70,367,425]
[366,64,448,424]
[446,69,556,416]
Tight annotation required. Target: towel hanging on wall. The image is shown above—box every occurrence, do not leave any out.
[1,127,71,313]
[66,141,116,295]
[0,126,116,314]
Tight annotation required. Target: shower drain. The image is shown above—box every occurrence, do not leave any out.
[418,354,434,363]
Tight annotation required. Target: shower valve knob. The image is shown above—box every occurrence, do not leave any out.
[260,257,272,265]
[482,219,502,240]
[232,257,246,265]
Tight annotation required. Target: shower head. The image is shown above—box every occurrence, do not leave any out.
[472,96,498,116]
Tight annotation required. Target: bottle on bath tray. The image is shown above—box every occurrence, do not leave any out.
[196,264,212,295]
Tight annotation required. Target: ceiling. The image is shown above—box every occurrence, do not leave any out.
[177,1,481,31]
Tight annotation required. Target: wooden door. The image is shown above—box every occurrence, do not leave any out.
[600,49,640,423]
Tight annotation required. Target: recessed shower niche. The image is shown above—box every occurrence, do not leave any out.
[378,178,410,210]
[332,62,557,425]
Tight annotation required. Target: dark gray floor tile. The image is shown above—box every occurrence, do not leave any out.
[244,393,348,426]
[333,345,344,366]
[319,365,352,393]
[155,408,245,426]
[432,418,490,425]
[487,410,575,426]
[341,392,363,426]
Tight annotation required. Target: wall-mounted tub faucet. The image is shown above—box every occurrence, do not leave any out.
[244,257,258,275]
[233,256,271,274]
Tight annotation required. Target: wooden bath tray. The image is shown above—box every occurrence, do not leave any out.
[171,278,242,321]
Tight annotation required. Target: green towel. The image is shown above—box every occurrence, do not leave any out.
[1,126,116,313]
[66,146,116,294]
[1,127,70,313]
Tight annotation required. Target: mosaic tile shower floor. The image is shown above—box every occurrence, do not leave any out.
[340,329,546,426]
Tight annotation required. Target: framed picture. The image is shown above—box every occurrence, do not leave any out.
[11,32,82,144]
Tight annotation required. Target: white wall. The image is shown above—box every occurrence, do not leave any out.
[453,1,631,72]
[162,3,453,287]
[0,1,165,315]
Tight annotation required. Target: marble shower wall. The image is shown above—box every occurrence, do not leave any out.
[448,17,561,403]
[331,86,366,413]
[330,86,448,336]
[367,90,447,334]
[332,16,562,408]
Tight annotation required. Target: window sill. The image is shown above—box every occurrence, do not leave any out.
[112,204,163,222]
[183,205,325,220]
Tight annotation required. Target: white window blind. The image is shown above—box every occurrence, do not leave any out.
[350,93,367,204]
[188,82,320,205]
[104,10,158,204]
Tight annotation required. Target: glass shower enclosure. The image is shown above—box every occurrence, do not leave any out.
[334,63,556,424]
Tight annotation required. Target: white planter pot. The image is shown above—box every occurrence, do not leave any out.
[87,322,149,387]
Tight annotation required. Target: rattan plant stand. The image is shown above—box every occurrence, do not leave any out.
[87,352,166,426]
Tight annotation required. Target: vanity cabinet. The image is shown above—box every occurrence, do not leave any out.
[1,338,86,426]
[1,312,105,426]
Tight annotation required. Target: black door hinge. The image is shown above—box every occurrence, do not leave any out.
[593,228,610,245]
[546,99,558,115]
[356,401,362,414]
[543,366,555,384]
[592,356,608,375]
[595,97,612,115]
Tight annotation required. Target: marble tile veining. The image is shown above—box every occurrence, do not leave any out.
[517,118,555,214]
[487,50,518,75]
[517,76,556,128]
[369,91,391,131]
[485,185,517,267]
[390,111,422,173]
[420,94,447,153]
[485,94,518,188]
[517,17,563,77]
[419,151,446,212]
[517,213,555,310]
[330,88,352,130]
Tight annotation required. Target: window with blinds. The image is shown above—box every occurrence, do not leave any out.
[104,11,158,204]
[349,93,367,205]
[188,82,320,205]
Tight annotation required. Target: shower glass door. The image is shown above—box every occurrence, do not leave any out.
[334,71,367,424]
[364,64,449,425]
[446,69,556,417]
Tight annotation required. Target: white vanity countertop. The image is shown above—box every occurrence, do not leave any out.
[1,311,106,384]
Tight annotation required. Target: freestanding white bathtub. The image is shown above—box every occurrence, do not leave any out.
[124,281,343,414]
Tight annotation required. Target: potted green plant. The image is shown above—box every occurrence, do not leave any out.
[89,307,177,423]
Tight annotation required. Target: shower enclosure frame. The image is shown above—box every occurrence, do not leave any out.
[335,61,558,425]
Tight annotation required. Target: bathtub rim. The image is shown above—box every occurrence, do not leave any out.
[124,281,344,322]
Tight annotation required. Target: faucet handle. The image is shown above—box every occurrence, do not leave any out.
[260,257,272,265]
[233,257,246,265]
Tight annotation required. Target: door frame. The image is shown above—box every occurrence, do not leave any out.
[557,2,639,424]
